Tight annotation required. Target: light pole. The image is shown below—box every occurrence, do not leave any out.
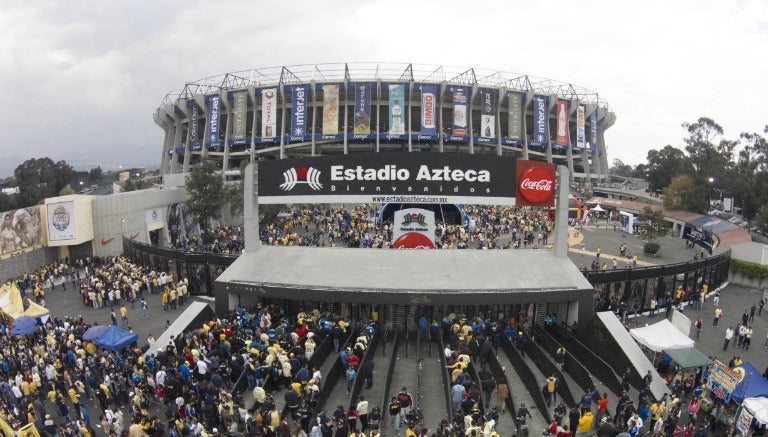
[120,219,126,253]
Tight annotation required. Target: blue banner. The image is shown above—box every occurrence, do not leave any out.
[207,95,220,146]
[421,85,438,135]
[590,111,598,155]
[389,84,406,135]
[451,87,468,137]
[353,84,372,135]
[533,95,548,146]
[291,85,308,140]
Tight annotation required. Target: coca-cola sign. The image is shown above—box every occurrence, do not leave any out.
[516,161,556,207]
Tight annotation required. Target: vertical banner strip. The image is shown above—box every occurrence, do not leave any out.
[353,84,371,135]
[507,92,522,140]
[533,96,548,147]
[207,95,220,146]
[421,85,438,135]
[232,91,247,141]
[389,84,405,135]
[590,111,598,154]
[261,88,277,139]
[452,87,468,137]
[556,100,568,146]
[291,85,308,139]
[576,105,586,149]
[188,100,199,145]
[322,85,339,135]
[480,90,496,138]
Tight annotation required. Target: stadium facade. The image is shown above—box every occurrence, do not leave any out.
[154,63,614,184]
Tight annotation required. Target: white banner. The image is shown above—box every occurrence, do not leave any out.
[261,88,277,138]
[46,201,76,241]
[392,208,436,249]
[144,207,165,232]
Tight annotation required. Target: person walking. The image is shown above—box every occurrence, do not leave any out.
[140,297,148,319]
[110,309,118,326]
[723,327,734,351]
[712,307,723,327]
[120,305,128,327]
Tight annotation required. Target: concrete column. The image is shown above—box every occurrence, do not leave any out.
[221,91,232,175]
[244,163,259,252]
[554,165,570,258]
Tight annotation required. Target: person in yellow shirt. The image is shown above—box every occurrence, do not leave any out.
[120,305,129,326]
[68,386,79,406]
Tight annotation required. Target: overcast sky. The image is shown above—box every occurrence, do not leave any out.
[0,0,766,178]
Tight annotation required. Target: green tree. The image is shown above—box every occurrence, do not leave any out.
[645,146,693,193]
[14,158,74,207]
[730,131,768,220]
[662,174,708,212]
[610,159,634,178]
[224,160,248,217]
[59,186,75,196]
[0,192,16,211]
[638,206,667,242]
[88,166,103,183]
[185,160,225,234]
[754,204,768,232]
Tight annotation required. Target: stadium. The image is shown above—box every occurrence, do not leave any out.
[154,63,615,184]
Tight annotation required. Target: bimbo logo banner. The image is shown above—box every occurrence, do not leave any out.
[507,92,523,140]
[353,84,371,135]
[389,84,406,135]
[392,208,436,249]
[187,100,199,145]
[421,85,437,136]
[576,105,586,149]
[291,85,308,139]
[257,152,518,205]
[451,87,468,137]
[480,90,495,138]
[533,95,548,146]
[590,111,598,155]
[261,88,277,139]
[556,100,568,147]
[322,85,339,135]
[207,95,220,146]
[232,91,248,141]
[515,160,556,207]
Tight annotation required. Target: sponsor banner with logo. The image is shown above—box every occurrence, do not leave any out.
[515,160,556,207]
[232,91,248,141]
[353,84,372,135]
[0,206,43,255]
[46,201,76,241]
[207,95,221,146]
[590,111,598,154]
[187,100,200,145]
[533,96,548,147]
[451,87,468,138]
[736,406,754,435]
[389,84,406,135]
[709,359,743,402]
[261,88,277,139]
[508,92,523,140]
[144,207,165,232]
[392,208,436,249]
[257,152,518,205]
[322,85,340,135]
[290,85,308,141]
[480,90,496,138]
[576,105,586,149]
[556,100,569,147]
[421,85,438,136]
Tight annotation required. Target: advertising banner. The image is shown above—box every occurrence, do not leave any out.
[257,152,518,205]
[232,91,248,141]
[0,207,43,255]
[290,85,308,140]
[590,111,598,154]
[515,160,556,207]
[709,359,742,402]
[576,105,586,149]
[480,90,496,138]
[556,100,568,147]
[421,85,438,136]
[392,208,436,249]
[389,84,406,135]
[533,96,548,146]
[353,84,371,135]
[322,85,340,135]
[46,201,76,241]
[736,406,754,436]
[188,100,199,145]
[144,207,165,232]
[452,87,468,137]
[261,88,277,139]
[207,95,220,146]
[508,92,523,140]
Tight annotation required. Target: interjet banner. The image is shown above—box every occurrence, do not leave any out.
[590,111,598,154]
[232,91,248,141]
[207,95,220,146]
[451,87,468,137]
[389,84,406,135]
[261,88,277,139]
[353,84,371,135]
[576,105,586,149]
[507,92,523,140]
[322,85,339,135]
[257,152,518,205]
[480,90,495,138]
[187,100,199,145]
[533,95,548,146]
[392,208,436,249]
[556,100,568,147]
[291,85,308,139]
[421,85,438,136]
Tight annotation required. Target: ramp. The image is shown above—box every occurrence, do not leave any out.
[147,302,215,356]
[596,312,668,400]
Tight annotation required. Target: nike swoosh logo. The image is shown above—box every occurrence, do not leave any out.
[100,237,116,245]
[129,232,140,240]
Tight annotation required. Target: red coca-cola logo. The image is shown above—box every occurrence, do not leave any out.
[392,232,435,249]
[518,167,555,204]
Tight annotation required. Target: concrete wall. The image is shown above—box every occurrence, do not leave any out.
[0,246,59,281]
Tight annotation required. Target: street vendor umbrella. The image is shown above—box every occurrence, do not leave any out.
[11,316,37,336]
[82,324,110,342]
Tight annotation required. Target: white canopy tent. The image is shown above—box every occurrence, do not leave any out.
[591,204,606,212]
[629,319,694,352]
[744,397,768,425]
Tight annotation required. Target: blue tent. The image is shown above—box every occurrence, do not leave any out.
[94,325,139,351]
[82,324,110,342]
[732,362,768,403]
[11,316,37,336]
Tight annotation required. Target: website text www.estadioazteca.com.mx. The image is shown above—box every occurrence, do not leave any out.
[371,195,448,203]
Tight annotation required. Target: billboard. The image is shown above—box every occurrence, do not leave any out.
[576,105,586,149]
[533,96,548,146]
[232,91,248,141]
[556,100,568,146]
[353,84,371,135]
[257,152,518,205]
[480,90,495,138]
[207,95,221,146]
[290,85,308,140]
[515,160,556,207]
[144,207,165,232]
[46,201,76,241]
[0,207,43,255]
[188,100,200,145]
[590,111,598,154]
[709,359,743,403]
[508,92,523,140]
[322,85,339,135]
[389,84,406,135]
[392,208,436,249]
[421,85,438,136]
[261,88,277,139]
[451,87,468,137]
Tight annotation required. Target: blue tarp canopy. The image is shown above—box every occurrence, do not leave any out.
[687,216,739,233]
[82,324,110,342]
[732,362,768,403]
[94,325,139,351]
[11,316,37,336]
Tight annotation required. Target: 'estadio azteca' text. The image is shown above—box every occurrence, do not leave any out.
[330,165,491,183]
